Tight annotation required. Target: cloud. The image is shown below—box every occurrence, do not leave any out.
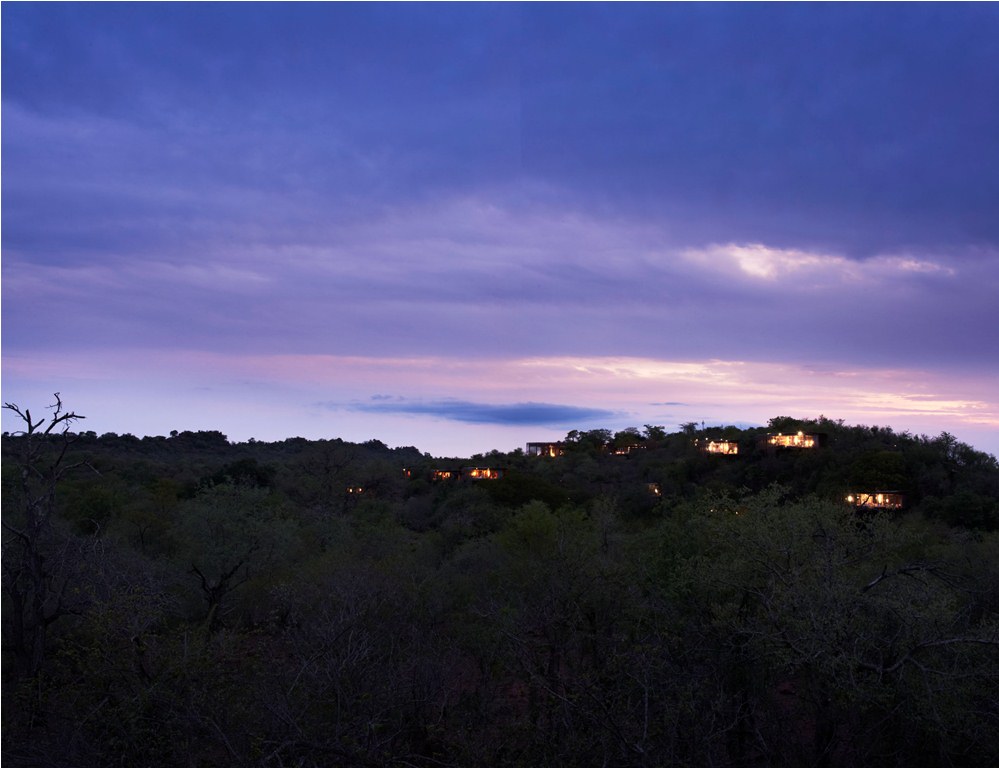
[5,211,994,373]
[682,242,959,284]
[345,398,618,426]
[4,5,998,388]
[683,243,846,281]
[886,257,956,276]
[518,5,999,253]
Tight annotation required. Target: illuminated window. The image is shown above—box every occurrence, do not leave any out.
[527,442,564,457]
[846,491,905,509]
[706,440,739,455]
[464,467,503,480]
[767,431,817,449]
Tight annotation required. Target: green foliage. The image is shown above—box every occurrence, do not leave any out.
[922,489,999,530]
[849,449,908,489]
[497,500,559,558]
[480,470,573,509]
[674,491,999,766]
[198,457,277,491]
[643,423,667,441]
[171,482,301,629]
[61,477,127,535]
[565,427,612,453]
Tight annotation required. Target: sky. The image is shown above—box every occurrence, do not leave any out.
[3,3,998,458]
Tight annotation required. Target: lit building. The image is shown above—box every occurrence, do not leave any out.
[766,431,821,449]
[611,444,645,455]
[704,440,739,455]
[462,467,505,480]
[432,467,504,481]
[845,491,905,510]
[526,442,565,457]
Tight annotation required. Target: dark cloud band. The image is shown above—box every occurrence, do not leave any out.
[349,399,617,426]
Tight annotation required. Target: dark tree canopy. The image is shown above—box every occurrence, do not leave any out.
[3,407,998,767]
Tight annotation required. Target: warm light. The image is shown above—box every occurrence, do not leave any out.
[706,440,739,455]
[847,491,905,509]
[527,442,565,458]
[768,432,817,448]
[464,467,502,480]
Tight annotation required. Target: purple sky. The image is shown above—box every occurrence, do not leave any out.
[3,3,998,457]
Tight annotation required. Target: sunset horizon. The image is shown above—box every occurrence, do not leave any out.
[4,3,998,458]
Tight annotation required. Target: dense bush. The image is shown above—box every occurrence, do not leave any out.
[4,407,998,767]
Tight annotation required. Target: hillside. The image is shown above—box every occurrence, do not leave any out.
[3,409,999,767]
[25,414,999,532]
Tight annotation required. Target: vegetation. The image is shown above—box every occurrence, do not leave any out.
[3,398,998,767]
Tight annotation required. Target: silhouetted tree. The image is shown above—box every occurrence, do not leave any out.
[2,394,94,678]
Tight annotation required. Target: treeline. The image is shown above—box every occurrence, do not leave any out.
[3,400,999,767]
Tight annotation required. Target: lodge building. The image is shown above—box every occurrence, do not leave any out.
[846,491,906,510]
[763,431,826,450]
[526,442,565,457]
